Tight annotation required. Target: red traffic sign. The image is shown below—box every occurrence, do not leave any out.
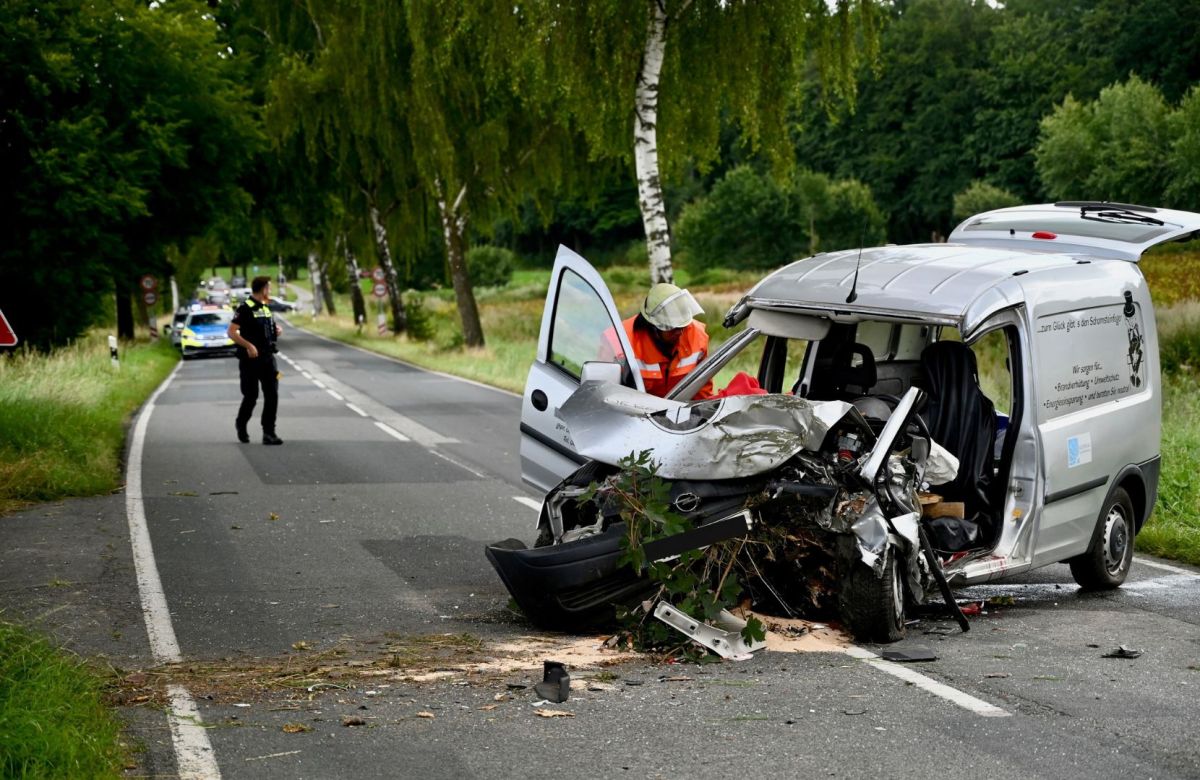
[0,308,17,347]
[372,267,386,282]
[143,291,158,307]
[372,283,388,299]
[140,274,158,291]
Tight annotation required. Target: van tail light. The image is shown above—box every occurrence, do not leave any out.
[1032,231,1057,240]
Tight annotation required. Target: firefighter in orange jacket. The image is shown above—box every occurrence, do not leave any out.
[602,283,715,400]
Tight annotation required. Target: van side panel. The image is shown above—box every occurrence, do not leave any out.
[1027,265,1160,567]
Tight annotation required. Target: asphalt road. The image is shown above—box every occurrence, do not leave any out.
[2,322,1200,779]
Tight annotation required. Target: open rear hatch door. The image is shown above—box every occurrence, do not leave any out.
[950,202,1200,261]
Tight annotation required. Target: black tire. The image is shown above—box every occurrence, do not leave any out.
[1069,487,1135,590]
[839,546,906,643]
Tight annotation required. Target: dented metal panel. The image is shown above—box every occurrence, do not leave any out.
[557,382,855,480]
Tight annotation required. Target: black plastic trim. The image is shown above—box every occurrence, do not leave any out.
[520,422,587,465]
[1045,476,1108,505]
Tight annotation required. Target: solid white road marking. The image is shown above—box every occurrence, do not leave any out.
[374,421,411,442]
[428,447,490,480]
[842,646,1011,717]
[126,365,221,778]
[345,403,368,417]
[1133,556,1200,577]
[325,388,345,402]
[512,496,542,512]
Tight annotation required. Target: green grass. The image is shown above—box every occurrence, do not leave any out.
[0,622,125,778]
[1137,371,1200,565]
[0,334,179,514]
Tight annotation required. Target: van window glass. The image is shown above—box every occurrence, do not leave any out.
[547,268,632,381]
[970,329,1012,415]
[893,324,931,361]
[856,320,893,360]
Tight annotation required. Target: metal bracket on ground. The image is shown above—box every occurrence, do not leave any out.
[653,602,765,660]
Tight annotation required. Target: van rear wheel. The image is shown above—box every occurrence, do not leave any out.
[839,546,906,643]
[1069,487,1135,590]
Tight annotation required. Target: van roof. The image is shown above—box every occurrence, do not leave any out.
[730,242,1131,334]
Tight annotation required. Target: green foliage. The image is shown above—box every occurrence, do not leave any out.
[0,622,125,778]
[0,0,261,348]
[465,246,515,289]
[587,451,764,655]
[676,166,884,271]
[403,290,436,342]
[0,334,178,512]
[1036,77,1173,204]
[952,181,1023,222]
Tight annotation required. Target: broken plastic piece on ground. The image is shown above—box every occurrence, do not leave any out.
[958,602,984,617]
[533,660,570,703]
[653,602,764,660]
[1102,645,1143,659]
[880,646,938,662]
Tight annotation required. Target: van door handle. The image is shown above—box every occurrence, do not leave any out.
[531,389,548,411]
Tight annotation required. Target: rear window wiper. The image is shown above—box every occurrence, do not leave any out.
[1075,204,1165,226]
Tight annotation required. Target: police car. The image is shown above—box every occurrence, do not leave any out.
[179,309,236,360]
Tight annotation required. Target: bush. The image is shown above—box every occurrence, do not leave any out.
[403,290,436,342]
[953,180,1023,222]
[676,166,886,273]
[466,245,515,288]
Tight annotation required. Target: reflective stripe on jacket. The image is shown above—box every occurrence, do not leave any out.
[602,316,714,400]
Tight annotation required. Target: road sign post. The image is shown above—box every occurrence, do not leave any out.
[108,335,119,369]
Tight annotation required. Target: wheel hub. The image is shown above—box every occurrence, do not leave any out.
[1102,507,1129,575]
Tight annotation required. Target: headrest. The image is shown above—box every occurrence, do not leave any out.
[831,342,877,392]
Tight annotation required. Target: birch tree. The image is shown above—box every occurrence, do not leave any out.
[532,0,880,283]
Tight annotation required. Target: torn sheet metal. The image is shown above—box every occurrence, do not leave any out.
[653,602,764,660]
[558,382,855,480]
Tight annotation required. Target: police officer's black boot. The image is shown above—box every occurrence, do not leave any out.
[236,423,250,443]
[262,432,283,445]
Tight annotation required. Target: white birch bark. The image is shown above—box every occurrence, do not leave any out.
[368,200,406,332]
[634,0,674,284]
[306,252,323,315]
[435,178,485,348]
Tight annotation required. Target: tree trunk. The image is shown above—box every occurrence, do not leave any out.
[437,180,485,348]
[306,252,323,315]
[341,233,368,326]
[634,0,674,285]
[317,254,337,316]
[115,275,134,340]
[367,198,406,334]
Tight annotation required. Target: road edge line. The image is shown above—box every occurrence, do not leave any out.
[1132,555,1200,577]
[843,646,1011,717]
[125,363,222,778]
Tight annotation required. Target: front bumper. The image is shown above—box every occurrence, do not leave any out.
[181,342,237,358]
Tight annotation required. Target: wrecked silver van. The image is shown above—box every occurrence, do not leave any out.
[488,201,1198,642]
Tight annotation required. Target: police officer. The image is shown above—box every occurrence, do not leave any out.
[228,276,284,444]
[601,283,715,400]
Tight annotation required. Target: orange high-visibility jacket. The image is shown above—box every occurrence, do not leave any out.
[602,316,715,400]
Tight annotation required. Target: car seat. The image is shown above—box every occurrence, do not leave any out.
[830,342,877,400]
[917,341,997,548]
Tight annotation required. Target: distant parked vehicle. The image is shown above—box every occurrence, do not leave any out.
[267,297,297,313]
[168,309,189,349]
[230,275,247,289]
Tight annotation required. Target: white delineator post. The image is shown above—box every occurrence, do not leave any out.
[634,0,676,285]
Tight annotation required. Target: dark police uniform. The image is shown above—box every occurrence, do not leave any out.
[233,297,279,438]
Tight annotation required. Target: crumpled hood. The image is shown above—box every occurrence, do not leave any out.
[557,382,856,480]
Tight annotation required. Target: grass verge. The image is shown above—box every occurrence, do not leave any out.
[0,333,179,515]
[0,622,125,778]
[1137,371,1200,566]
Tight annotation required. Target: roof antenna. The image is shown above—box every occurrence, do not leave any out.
[846,223,867,304]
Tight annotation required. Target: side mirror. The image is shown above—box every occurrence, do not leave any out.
[580,361,623,385]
